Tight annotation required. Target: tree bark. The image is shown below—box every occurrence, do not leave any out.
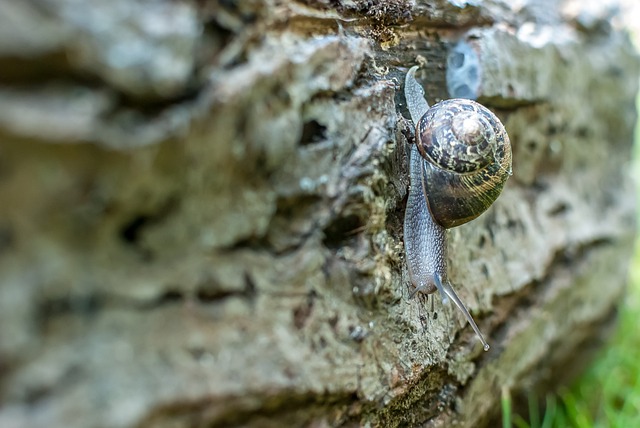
[0,1,638,427]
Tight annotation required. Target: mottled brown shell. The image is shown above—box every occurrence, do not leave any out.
[416,98,512,229]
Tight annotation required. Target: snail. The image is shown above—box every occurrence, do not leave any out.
[403,65,512,351]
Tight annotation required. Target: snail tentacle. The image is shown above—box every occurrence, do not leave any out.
[433,274,490,351]
[405,66,430,124]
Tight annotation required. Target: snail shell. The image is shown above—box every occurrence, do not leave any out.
[417,98,512,228]
[403,66,512,351]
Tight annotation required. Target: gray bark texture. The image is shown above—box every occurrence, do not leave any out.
[0,0,638,427]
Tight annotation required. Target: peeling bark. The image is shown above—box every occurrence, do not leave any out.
[0,1,638,427]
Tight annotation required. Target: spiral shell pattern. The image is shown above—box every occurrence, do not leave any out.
[416,99,512,229]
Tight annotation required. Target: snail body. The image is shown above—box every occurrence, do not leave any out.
[403,66,512,351]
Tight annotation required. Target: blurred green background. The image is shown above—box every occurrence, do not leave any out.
[502,89,640,428]
[502,8,640,422]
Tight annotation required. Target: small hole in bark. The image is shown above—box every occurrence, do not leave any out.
[39,294,102,320]
[117,198,178,258]
[328,315,339,329]
[548,202,570,216]
[318,336,327,348]
[607,65,623,77]
[576,127,589,137]
[481,264,489,278]
[196,288,232,302]
[323,214,364,249]
[203,18,234,54]
[188,347,207,361]
[532,179,549,191]
[299,120,327,146]
[506,217,521,230]
[243,272,257,298]
[447,41,480,99]
[453,84,474,99]
[449,51,465,68]
[120,215,150,244]
[151,290,184,307]
[196,272,256,302]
